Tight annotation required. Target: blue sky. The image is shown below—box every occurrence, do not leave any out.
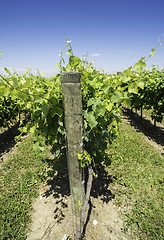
[0,0,164,76]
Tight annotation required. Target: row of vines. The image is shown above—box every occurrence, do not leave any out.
[0,40,164,240]
[0,41,164,166]
[130,67,164,124]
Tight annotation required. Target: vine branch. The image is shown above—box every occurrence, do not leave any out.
[75,167,94,240]
[0,74,53,101]
[145,40,164,62]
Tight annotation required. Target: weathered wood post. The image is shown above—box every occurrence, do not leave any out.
[60,72,85,235]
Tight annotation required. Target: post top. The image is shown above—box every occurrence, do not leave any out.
[60,71,81,83]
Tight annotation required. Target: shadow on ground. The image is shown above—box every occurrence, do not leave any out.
[122,108,164,149]
[0,123,21,159]
[41,162,114,234]
[0,116,31,162]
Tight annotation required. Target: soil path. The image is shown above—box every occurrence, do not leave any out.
[1,109,163,240]
[0,124,127,240]
[26,109,164,240]
[26,167,126,240]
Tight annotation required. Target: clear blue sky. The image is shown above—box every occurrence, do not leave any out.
[0,0,164,76]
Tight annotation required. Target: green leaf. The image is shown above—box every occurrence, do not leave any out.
[92,98,106,116]
[4,67,12,75]
[133,59,146,71]
[33,141,41,153]
[66,49,73,56]
[58,125,65,135]
[92,98,102,109]
[87,98,94,107]
[120,76,131,83]
[106,102,113,112]
[34,98,44,104]
[17,91,28,100]
[29,126,36,134]
[128,86,138,94]
[41,104,51,118]
[21,126,28,133]
[0,51,2,55]
[95,104,106,116]
[52,143,61,157]
[86,111,98,129]
[55,63,60,69]
[52,106,63,117]
[122,67,133,76]
[111,92,122,103]
[10,89,19,99]
[133,62,141,71]
[150,51,155,57]
[137,81,144,89]
[101,82,110,94]
[0,87,9,96]
[69,56,81,66]
[12,77,19,88]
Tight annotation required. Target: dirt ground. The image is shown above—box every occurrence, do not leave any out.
[26,166,127,240]
[26,110,164,240]
[1,109,164,240]
[0,124,127,240]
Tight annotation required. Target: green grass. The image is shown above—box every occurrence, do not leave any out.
[0,119,163,240]
[108,120,164,240]
[139,108,164,125]
[0,135,49,240]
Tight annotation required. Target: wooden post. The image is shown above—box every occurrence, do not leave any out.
[60,72,85,230]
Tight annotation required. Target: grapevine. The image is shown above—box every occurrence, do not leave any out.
[0,39,164,166]
[0,39,164,240]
